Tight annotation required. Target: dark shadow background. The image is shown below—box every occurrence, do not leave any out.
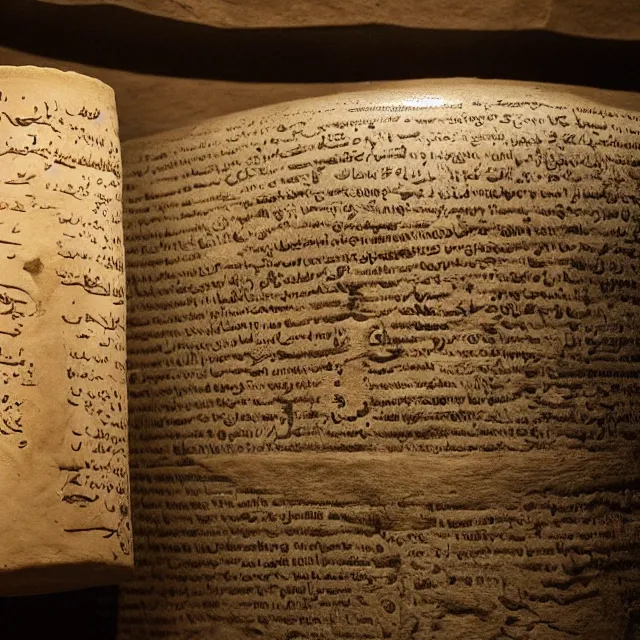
[0,1,638,638]
[0,585,119,640]
[0,0,639,90]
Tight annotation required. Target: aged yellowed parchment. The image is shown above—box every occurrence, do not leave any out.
[120,80,640,639]
[0,66,131,595]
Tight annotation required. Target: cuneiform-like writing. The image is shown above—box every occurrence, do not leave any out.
[0,71,130,558]
[121,84,640,638]
[118,457,640,640]
[124,88,640,463]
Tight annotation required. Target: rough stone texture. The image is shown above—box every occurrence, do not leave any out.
[118,80,640,639]
[38,0,640,39]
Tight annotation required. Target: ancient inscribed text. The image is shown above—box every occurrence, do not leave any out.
[121,81,640,638]
[0,66,131,595]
